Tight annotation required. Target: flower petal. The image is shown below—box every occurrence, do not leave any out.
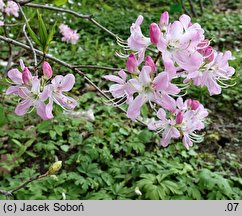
[15,99,33,116]
[8,69,22,84]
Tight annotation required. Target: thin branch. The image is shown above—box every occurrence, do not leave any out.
[17,2,37,68]
[73,65,126,72]
[188,0,198,17]
[0,35,147,126]
[181,0,191,16]
[25,3,118,38]
[0,172,47,199]
[154,51,161,64]
[199,0,204,14]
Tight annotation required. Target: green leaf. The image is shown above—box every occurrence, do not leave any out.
[60,145,69,152]
[37,10,48,50]
[26,23,41,46]
[45,21,57,52]
[0,105,6,127]
[53,0,68,6]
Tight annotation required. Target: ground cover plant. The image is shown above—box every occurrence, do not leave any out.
[0,0,241,200]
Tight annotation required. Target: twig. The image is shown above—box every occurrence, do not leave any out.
[73,65,127,72]
[188,0,197,17]
[25,3,117,38]
[199,0,204,14]
[181,0,191,16]
[154,51,162,64]
[0,35,147,126]
[17,2,38,69]
[2,13,13,74]
[0,173,47,199]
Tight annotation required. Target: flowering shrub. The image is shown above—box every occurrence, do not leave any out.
[104,12,235,149]
[6,60,77,120]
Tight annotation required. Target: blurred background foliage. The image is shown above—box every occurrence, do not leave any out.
[0,0,241,199]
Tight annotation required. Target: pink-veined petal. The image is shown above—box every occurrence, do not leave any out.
[7,69,22,84]
[60,74,75,91]
[15,99,33,116]
[127,94,145,120]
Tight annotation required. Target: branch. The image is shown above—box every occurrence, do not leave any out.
[17,2,38,68]
[25,3,117,38]
[0,35,147,126]
[188,0,198,17]
[2,13,13,74]
[73,65,127,72]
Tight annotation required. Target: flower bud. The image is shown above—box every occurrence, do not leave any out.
[145,56,156,72]
[126,53,138,73]
[204,46,214,62]
[176,111,183,124]
[22,67,32,85]
[160,11,169,27]
[187,99,193,107]
[191,100,200,110]
[149,23,160,44]
[135,187,142,196]
[47,161,62,175]
[42,61,53,79]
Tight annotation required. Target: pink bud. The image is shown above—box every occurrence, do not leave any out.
[22,67,32,85]
[187,99,193,107]
[149,23,160,44]
[188,22,193,27]
[126,53,138,73]
[204,46,214,62]
[191,100,200,110]
[42,61,53,79]
[176,111,183,124]
[160,11,169,27]
[145,56,156,73]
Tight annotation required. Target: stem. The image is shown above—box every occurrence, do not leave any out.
[73,65,127,72]
[188,0,197,17]
[0,173,48,199]
[17,2,38,69]
[154,51,161,64]
[25,3,117,38]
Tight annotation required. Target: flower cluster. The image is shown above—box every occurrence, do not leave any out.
[104,11,235,149]
[59,24,79,44]
[6,61,77,120]
[0,0,19,18]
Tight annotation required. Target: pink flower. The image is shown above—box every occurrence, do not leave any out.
[148,97,208,149]
[127,15,151,64]
[148,108,180,147]
[127,66,179,120]
[42,61,53,79]
[157,14,204,71]
[0,21,4,26]
[47,74,77,110]
[5,1,19,17]
[6,61,77,120]
[103,69,133,104]
[15,78,53,120]
[184,51,235,95]
[59,24,79,44]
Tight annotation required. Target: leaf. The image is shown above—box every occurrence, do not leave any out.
[26,23,41,46]
[60,145,69,152]
[45,21,57,52]
[37,10,48,50]
[0,105,6,127]
[53,0,68,6]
